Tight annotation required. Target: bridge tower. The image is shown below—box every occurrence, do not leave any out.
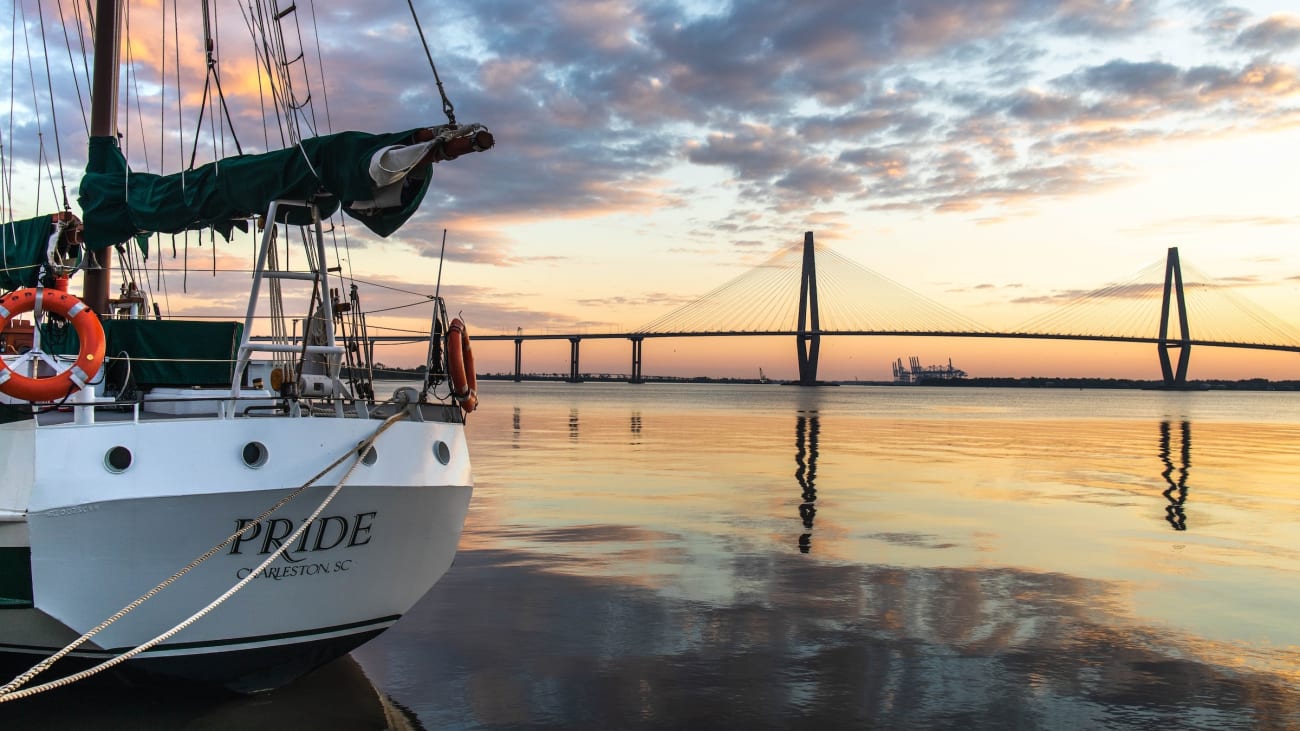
[568,337,582,383]
[513,329,523,382]
[796,231,821,386]
[629,336,644,384]
[1157,246,1191,386]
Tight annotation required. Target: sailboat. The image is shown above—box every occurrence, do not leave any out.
[0,1,491,695]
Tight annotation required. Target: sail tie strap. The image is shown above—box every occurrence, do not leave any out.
[0,409,410,702]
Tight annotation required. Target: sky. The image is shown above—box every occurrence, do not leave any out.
[3,0,1300,381]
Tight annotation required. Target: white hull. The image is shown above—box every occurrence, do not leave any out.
[1,406,472,691]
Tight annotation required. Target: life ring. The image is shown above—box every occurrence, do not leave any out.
[0,288,105,402]
[447,317,478,414]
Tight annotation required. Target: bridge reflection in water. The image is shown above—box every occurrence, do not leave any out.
[368,383,1300,729]
[795,411,820,553]
[1160,420,1192,531]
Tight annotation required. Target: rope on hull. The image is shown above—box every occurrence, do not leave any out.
[0,409,411,702]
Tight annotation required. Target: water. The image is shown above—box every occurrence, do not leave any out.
[357,382,1300,730]
[6,382,1300,728]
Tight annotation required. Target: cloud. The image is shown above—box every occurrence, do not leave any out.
[1051,0,1160,38]
[1063,57,1300,109]
[1073,59,1186,98]
[799,109,934,143]
[1197,5,1253,45]
[576,291,695,309]
[1008,273,1270,308]
[6,0,1299,257]
[1002,89,1086,121]
[1235,13,1300,51]
[1118,213,1300,240]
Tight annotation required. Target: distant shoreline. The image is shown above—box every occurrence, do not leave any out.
[465,373,1300,391]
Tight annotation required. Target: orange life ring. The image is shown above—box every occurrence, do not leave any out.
[0,288,105,402]
[447,317,478,413]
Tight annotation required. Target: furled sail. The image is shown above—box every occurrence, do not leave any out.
[78,124,494,251]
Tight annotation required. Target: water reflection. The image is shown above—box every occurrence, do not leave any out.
[0,655,421,730]
[355,545,1300,730]
[795,411,820,553]
[450,383,1300,728]
[1159,420,1191,531]
[511,406,521,449]
[569,407,579,440]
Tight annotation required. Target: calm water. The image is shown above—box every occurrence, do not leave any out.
[6,382,1300,728]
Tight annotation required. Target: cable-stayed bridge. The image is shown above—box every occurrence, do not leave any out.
[471,233,1300,386]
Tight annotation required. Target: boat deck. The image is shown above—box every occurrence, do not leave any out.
[22,397,462,427]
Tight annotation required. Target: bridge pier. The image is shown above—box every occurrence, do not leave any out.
[513,338,523,382]
[629,336,644,384]
[1157,247,1191,387]
[568,337,582,383]
[796,231,822,386]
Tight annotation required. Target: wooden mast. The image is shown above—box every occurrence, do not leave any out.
[84,0,121,315]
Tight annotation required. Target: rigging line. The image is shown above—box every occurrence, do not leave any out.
[172,0,183,191]
[18,0,55,212]
[121,0,130,169]
[206,72,217,177]
[238,0,279,149]
[404,0,456,126]
[259,0,306,142]
[0,134,8,228]
[6,0,17,218]
[306,0,333,136]
[367,323,437,334]
[286,0,320,137]
[340,275,440,299]
[34,0,68,208]
[159,0,165,172]
[260,0,291,142]
[304,0,355,285]
[138,233,159,307]
[238,1,271,151]
[125,26,151,171]
[254,0,297,145]
[208,0,242,156]
[33,0,69,209]
[188,63,213,167]
[188,0,240,168]
[364,299,447,315]
[59,0,90,134]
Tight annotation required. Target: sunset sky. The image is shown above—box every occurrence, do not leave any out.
[4,0,1300,380]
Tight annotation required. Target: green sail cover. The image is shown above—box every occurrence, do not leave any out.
[0,215,56,290]
[79,130,435,251]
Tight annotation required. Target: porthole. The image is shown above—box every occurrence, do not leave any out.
[433,440,451,465]
[105,446,133,473]
[361,445,378,466]
[242,441,269,468]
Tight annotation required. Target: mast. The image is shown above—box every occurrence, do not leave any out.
[84,0,122,315]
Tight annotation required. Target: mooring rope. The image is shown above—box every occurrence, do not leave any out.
[0,408,410,702]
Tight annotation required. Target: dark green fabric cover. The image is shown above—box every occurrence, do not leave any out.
[0,215,54,290]
[36,318,243,387]
[79,131,434,250]
[102,320,244,387]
